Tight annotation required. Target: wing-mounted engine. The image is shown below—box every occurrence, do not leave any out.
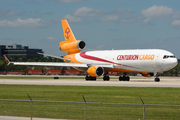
[141,72,155,77]
[59,40,86,54]
[87,66,104,77]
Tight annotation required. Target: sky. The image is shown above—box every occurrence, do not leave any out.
[0,0,180,58]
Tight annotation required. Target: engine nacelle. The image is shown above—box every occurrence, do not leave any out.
[59,40,86,54]
[87,66,104,77]
[141,72,154,77]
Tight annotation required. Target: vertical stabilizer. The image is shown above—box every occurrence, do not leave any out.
[61,20,76,42]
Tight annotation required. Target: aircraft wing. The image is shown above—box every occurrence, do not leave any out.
[12,62,88,67]
[3,55,114,68]
[11,62,114,68]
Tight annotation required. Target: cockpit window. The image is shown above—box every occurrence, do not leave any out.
[170,56,175,58]
[163,55,168,59]
[163,55,175,59]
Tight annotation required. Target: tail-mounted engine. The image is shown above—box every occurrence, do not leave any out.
[59,40,86,54]
[87,66,104,77]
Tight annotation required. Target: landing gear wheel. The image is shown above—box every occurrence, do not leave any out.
[119,76,122,81]
[127,76,130,81]
[123,76,126,81]
[85,76,89,81]
[155,78,160,82]
[119,76,130,81]
[91,77,96,81]
[103,76,110,81]
[85,76,96,81]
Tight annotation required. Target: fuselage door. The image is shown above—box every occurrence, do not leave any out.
[154,54,162,72]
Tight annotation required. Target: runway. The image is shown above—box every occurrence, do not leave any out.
[0,76,180,87]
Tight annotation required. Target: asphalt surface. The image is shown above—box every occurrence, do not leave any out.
[0,76,180,87]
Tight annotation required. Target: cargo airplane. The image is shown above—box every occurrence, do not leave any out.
[3,20,178,82]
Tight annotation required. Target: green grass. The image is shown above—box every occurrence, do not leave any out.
[0,85,180,119]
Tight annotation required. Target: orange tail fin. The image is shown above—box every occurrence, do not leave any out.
[61,19,76,42]
[59,20,86,54]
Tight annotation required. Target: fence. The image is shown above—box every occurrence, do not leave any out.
[0,96,180,120]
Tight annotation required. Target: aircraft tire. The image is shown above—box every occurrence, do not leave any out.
[86,76,96,81]
[103,76,110,81]
[127,76,130,81]
[119,76,130,81]
[155,78,160,82]
[91,77,96,81]
[107,76,110,81]
[119,76,122,81]
[123,76,127,81]
[85,76,89,81]
[123,76,126,81]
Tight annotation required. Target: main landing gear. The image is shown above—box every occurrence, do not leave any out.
[85,75,131,81]
[119,73,130,81]
[85,75,96,81]
[103,76,110,81]
[119,76,130,81]
[85,74,160,82]
[85,75,110,81]
[103,72,110,81]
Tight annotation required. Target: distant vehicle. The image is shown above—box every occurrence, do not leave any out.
[3,20,178,82]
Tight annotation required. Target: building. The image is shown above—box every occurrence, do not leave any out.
[0,43,43,58]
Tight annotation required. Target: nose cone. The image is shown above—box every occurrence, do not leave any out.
[169,58,178,69]
[172,58,178,68]
[162,58,178,71]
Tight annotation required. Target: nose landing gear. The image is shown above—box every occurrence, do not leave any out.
[154,74,160,82]
[154,78,160,82]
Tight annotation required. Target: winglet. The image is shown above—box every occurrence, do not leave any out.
[3,55,11,65]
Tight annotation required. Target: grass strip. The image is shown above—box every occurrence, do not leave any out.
[0,85,180,119]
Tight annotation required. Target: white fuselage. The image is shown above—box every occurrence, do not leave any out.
[75,49,177,73]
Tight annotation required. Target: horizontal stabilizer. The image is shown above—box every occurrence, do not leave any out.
[37,52,71,61]
[3,55,11,65]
